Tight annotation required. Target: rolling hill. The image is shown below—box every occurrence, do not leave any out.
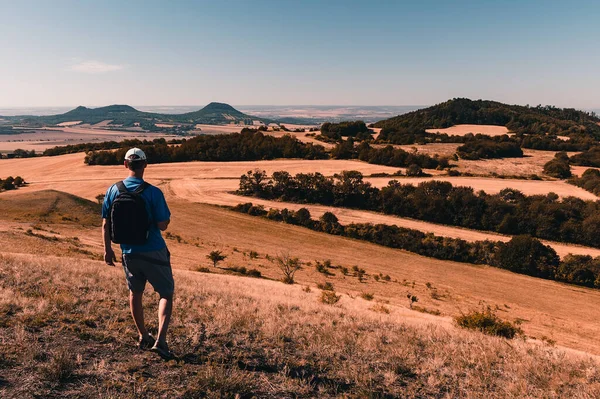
[3,102,268,127]
[373,98,600,138]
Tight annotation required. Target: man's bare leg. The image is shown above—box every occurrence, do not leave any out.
[155,294,173,349]
[129,291,149,339]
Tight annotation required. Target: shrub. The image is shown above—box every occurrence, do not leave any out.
[246,269,262,278]
[455,309,523,339]
[320,291,341,305]
[407,294,418,309]
[360,292,374,301]
[543,154,572,178]
[276,253,301,284]
[317,282,334,291]
[207,250,226,268]
[40,350,76,382]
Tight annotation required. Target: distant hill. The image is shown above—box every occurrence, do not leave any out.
[373,98,600,139]
[5,102,268,127]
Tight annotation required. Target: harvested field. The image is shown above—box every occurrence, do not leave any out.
[56,121,82,127]
[0,127,177,153]
[2,152,598,259]
[426,124,511,136]
[2,191,600,356]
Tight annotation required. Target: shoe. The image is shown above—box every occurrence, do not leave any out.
[138,333,155,350]
[151,341,175,360]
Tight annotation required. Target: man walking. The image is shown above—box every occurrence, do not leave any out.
[102,148,174,358]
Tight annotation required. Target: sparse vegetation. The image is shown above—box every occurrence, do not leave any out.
[319,290,341,305]
[276,253,301,284]
[455,309,523,339]
[207,250,226,268]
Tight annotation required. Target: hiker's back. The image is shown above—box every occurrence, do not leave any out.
[102,177,171,254]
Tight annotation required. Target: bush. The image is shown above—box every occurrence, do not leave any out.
[317,282,334,291]
[455,309,523,339]
[276,254,301,284]
[320,291,341,305]
[360,292,374,301]
[543,153,571,178]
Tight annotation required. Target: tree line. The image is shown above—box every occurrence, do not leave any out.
[84,130,328,165]
[232,202,600,288]
[238,170,600,248]
[331,140,448,168]
[376,128,593,153]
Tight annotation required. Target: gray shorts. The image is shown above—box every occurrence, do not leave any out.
[122,247,174,297]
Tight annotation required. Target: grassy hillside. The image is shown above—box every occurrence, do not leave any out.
[374,98,600,138]
[1,253,599,398]
[5,102,267,127]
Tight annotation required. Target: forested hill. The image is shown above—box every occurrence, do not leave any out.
[373,98,600,139]
[4,102,266,127]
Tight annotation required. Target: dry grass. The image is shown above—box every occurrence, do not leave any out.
[3,190,600,356]
[1,253,599,398]
[425,124,511,136]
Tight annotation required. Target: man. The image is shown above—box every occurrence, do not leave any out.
[102,147,174,358]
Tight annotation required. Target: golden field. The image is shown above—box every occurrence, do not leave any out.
[2,146,600,397]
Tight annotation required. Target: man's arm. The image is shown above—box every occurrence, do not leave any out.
[157,219,170,231]
[102,218,117,266]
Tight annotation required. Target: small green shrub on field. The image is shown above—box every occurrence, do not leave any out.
[455,310,523,339]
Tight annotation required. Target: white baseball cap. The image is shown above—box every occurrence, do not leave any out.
[124,148,147,161]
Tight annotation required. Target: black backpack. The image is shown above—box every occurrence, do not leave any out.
[109,181,151,245]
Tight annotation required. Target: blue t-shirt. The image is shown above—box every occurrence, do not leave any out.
[102,177,171,254]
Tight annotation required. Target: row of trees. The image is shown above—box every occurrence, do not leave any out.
[0,176,26,191]
[456,138,523,160]
[238,170,600,247]
[232,203,600,288]
[84,130,328,165]
[331,140,448,169]
[376,127,593,152]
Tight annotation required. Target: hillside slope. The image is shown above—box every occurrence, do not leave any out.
[374,98,600,138]
[1,253,599,398]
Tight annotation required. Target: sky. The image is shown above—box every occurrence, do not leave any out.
[1,0,599,108]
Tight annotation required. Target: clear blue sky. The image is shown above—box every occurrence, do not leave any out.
[2,0,599,108]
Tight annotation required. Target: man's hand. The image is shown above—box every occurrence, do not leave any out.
[104,248,117,266]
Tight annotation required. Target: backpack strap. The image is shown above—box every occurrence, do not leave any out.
[116,181,128,194]
[133,181,150,194]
